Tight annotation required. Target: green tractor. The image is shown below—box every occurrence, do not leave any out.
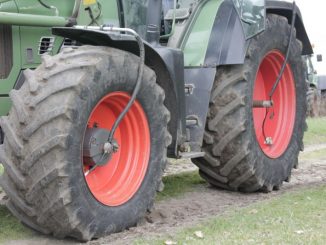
[0,0,312,241]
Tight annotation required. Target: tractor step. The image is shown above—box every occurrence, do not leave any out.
[179,151,205,159]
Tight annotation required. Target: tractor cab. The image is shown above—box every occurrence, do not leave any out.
[117,0,173,42]
[115,0,266,43]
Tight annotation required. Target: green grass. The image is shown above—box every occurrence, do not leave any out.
[157,171,205,201]
[139,185,326,245]
[0,206,33,243]
[304,117,326,146]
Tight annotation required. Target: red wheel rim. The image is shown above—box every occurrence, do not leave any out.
[83,92,150,206]
[253,50,296,158]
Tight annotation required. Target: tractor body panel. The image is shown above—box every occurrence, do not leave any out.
[181,0,223,67]
[184,67,216,152]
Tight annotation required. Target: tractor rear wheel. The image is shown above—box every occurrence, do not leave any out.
[193,14,306,192]
[0,46,171,240]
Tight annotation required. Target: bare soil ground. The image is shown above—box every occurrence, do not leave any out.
[1,144,326,245]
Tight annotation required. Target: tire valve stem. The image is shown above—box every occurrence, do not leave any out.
[264,137,273,146]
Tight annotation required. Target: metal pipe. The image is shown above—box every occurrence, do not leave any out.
[72,0,82,19]
[0,12,68,27]
[253,100,273,108]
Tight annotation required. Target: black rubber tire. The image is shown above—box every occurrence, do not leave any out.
[307,86,320,117]
[192,14,306,192]
[0,46,171,241]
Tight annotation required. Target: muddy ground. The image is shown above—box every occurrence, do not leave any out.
[1,144,326,245]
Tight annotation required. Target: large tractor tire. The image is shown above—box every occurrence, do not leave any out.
[193,14,306,192]
[307,86,320,117]
[0,46,171,240]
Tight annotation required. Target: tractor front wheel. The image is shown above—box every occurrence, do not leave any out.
[0,46,171,240]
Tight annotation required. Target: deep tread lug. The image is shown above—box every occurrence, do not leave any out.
[0,117,23,157]
[0,146,26,189]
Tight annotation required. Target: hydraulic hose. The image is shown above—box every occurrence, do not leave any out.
[262,1,297,142]
[268,1,297,98]
[74,25,145,143]
[105,28,145,142]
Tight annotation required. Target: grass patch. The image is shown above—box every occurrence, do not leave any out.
[0,206,33,243]
[140,185,326,245]
[157,171,205,201]
[304,117,326,146]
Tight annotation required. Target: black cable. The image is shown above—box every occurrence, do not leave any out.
[269,1,297,98]
[86,2,102,26]
[38,0,52,9]
[89,28,145,171]
[108,33,145,142]
[94,2,102,24]
[261,1,297,142]
[262,107,269,142]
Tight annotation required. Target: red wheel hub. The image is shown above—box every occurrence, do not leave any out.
[253,50,296,158]
[83,92,150,206]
